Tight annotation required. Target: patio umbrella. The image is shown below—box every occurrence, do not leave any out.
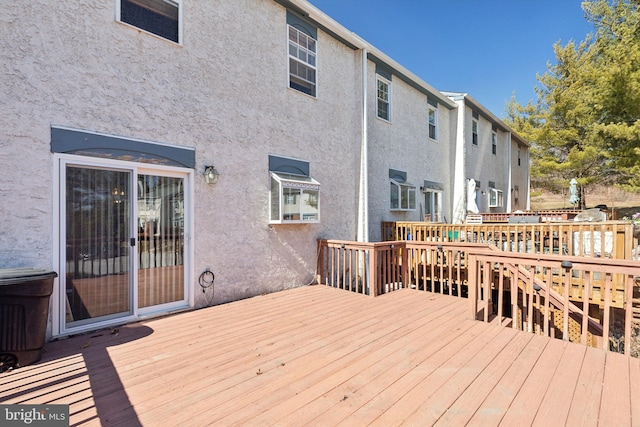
[467,179,479,214]
[569,178,580,207]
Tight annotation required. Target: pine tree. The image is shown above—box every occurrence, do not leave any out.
[505,0,640,207]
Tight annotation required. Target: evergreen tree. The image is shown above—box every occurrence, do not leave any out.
[505,0,640,207]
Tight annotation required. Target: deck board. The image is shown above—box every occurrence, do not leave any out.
[401,326,520,426]
[247,300,469,425]
[631,357,640,425]
[532,339,586,425]
[599,351,632,426]
[565,346,605,427]
[432,331,534,426]
[498,337,568,425]
[1,285,638,426]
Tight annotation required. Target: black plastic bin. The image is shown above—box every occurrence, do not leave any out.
[0,268,57,371]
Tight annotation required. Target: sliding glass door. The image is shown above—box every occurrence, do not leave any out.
[60,160,189,333]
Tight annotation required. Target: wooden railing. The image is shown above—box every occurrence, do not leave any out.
[480,210,582,223]
[381,221,639,260]
[468,247,640,355]
[317,239,640,356]
[316,240,407,297]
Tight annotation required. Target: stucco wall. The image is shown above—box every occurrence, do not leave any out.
[366,63,453,241]
[1,0,361,309]
[464,106,509,213]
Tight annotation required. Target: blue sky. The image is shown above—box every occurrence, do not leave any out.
[308,0,595,117]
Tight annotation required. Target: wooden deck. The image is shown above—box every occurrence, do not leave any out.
[2,285,640,426]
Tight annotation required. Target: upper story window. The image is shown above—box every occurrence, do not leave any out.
[518,147,522,166]
[288,25,317,97]
[472,119,479,145]
[117,0,180,43]
[428,106,437,140]
[492,131,497,154]
[389,169,415,211]
[377,76,391,121]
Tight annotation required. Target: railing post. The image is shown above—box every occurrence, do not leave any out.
[603,272,612,351]
[401,241,409,290]
[561,260,573,341]
[624,275,633,356]
[369,245,378,297]
[581,271,591,345]
[511,265,519,330]
[468,254,478,320]
[316,239,324,285]
[482,260,491,322]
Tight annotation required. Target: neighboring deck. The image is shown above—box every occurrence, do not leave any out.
[2,285,640,426]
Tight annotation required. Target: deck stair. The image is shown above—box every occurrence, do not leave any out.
[484,245,605,337]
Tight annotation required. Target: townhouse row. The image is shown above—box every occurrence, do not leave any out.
[1,0,529,337]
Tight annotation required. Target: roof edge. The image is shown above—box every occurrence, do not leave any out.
[441,92,530,146]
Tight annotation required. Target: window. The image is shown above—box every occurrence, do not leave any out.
[428,106,437,140]
[270,172,320,223]
[424,189,443,222]
[472,119,478,145]
[117,0,180,43]
[390,180,416,211]
[288,25,317,97]
[489,187,504,208]
[518,147,522,166]
[514,185,520,206]
[377,76,391,121]
[492,131,497,154]
[390,169,416,211]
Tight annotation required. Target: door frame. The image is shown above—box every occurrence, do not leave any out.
[52,153,194,337]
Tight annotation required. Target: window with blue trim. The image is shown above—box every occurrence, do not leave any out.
[492,131,497,154]
[118,0,180,43]
[269,155,320,223]
[428,106,437,140]
[389,170,416,211]
[288,25,317,96]
[377,76,391,121]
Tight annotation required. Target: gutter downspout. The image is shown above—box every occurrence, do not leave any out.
[357,48,369,242]
[526,151,531,211]
[507,132,513,213]
[452,99,467,224]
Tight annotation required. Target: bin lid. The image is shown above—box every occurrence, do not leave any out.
[0,268,58,285]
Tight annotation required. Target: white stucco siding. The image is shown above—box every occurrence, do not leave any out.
[366,63,453,241]
[206,20,363,303]
[464,106,509,213]
[1,0,361,307]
